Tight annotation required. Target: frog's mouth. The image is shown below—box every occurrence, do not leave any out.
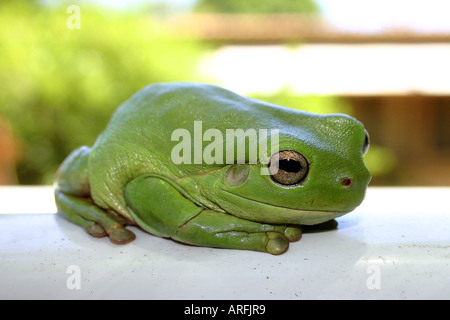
[217,189,352,225]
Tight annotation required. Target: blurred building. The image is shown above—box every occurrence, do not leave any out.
[168,14,450,186]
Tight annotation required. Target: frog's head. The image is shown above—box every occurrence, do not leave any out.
[207,113,371,225]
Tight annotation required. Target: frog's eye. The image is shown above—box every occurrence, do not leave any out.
[268,150,309,185]
[362,129,370,156]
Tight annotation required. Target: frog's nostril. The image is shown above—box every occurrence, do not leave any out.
[341,177,353,188]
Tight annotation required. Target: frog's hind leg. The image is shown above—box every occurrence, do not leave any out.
[55,191,105,238]
[55,191,136,244]
[54,146,135,244]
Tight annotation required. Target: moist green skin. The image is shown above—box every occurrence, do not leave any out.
[54,82,371,255]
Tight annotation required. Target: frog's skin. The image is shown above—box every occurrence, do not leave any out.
[54,82,371,255]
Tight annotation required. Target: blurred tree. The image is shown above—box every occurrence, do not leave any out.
[194,0,320,14]
[0,1,206,184]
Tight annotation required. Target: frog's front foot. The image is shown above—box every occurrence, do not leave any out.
[175,214,302,255]
[55,190,136,245]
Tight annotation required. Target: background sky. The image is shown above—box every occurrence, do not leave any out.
[317,0,450,32]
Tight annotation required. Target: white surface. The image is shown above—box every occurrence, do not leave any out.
[0,186,449,299]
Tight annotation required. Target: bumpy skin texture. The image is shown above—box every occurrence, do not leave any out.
[54,82,371,254]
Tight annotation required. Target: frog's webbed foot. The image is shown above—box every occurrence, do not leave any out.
[124,174,302,255]
[55,190,136,245]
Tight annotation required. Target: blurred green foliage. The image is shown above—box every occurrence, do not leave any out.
[0,1,206,184]
[194,0,320,14]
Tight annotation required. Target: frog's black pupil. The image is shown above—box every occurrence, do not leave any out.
[279,159,302,173]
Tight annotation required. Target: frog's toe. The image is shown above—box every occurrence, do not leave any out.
[265,232,289,255]
[108,227,136,245]
[284,226,302,242]
[86,223,107,238]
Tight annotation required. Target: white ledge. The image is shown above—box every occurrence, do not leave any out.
[0,186,449,299]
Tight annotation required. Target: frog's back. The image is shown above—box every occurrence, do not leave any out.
[101,82,318,133]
